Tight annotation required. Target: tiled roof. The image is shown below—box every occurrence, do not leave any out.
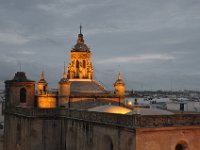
[5,72,34,83]
[70,80,106,94]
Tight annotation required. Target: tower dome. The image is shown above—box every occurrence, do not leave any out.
[71,25,90,52]
[59,65,70,84]
[114,73,125,85]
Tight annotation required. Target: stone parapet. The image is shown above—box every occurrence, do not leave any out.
[5,107,200,128]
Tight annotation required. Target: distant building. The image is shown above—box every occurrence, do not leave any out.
[3,27,200,150]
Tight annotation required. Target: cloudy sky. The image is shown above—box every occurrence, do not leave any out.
[0,0,200,91]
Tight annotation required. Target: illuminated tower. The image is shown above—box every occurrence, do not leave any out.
[37,70,48,95]
[58,63,71,106]
[114,73,125,104]
[67,25,93,80]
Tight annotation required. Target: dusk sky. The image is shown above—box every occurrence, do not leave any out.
[0,0,200,90]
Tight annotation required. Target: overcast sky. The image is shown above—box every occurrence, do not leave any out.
[0,0,200,91]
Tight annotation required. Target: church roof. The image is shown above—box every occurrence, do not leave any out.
[70,80,107,94]
[114,73,125,85]
[5,72,34,83]
[72,43,90,52]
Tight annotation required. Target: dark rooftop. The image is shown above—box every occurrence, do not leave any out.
[5,72,34,83]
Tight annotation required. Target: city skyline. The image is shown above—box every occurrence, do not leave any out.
[0,0,200,90]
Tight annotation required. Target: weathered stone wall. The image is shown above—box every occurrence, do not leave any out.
[5,82,35,107]
[4,113,135,150]
[136,126,200,150]
[4,108,200,150]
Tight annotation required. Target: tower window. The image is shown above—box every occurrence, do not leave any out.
[83,60,86,68]
[43,86,47,93]
[20,88,26,103]
[76,60,79,68]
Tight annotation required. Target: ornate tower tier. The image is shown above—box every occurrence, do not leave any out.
[67,26,94,80]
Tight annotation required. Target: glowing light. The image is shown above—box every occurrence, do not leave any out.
[88,105,131,114]
[127,101,133,107]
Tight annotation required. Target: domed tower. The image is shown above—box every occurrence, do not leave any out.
[37,70,48,95]
[5,72,35,107]
[67,25,94,80]
[58,64,71,107]
[114,73,125,104]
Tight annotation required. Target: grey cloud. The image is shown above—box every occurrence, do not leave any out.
[0,0,200,90]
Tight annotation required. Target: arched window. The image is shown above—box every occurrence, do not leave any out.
[175,141,188,150]
[176,144,183,150]
[76,60,79,68]
[20,88,26,103]
[103,135,113,150]
[83,60,86,68]
[43,86,47,93]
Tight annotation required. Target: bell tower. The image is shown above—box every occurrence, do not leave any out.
[67,25,94,80]
[5,72,35,108]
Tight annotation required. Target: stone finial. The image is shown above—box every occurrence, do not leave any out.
[38,70,47,84]
[118,72,122,80]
